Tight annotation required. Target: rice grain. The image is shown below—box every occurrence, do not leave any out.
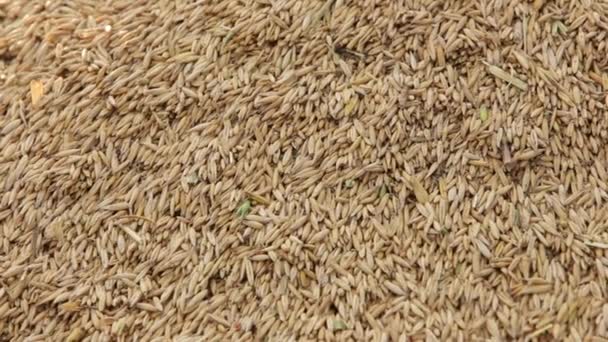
[1,0,608,340]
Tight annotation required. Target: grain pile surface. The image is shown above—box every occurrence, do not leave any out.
[1,0,608,340]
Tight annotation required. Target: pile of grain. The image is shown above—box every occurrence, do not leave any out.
[2,0,608,340]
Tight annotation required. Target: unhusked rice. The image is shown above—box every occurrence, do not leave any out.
[2,0,608,340]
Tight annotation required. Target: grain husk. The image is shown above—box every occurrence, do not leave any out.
[1,0,608,340]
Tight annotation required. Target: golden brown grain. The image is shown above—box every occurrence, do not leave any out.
[1,0,608,340]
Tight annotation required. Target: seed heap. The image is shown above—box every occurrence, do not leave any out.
[1,0,608,340]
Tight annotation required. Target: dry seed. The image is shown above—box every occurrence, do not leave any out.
[486,64,528,91]
[30,80,44,107]
[1,0,607,341]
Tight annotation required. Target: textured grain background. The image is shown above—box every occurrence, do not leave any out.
[1,0,608,340]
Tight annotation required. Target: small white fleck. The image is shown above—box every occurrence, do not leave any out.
[104,25,112,32]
